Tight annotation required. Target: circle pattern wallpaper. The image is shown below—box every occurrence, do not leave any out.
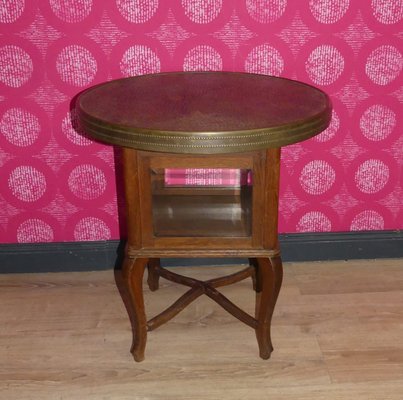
[0,0,402,243]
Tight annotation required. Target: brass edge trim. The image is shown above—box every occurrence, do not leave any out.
[81,120,330,153]
[78,108,331,141]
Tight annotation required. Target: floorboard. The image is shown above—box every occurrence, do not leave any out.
[0,259,402,400]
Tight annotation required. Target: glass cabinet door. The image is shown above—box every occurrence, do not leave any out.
[151,168,253,237]
[137,151,265,248]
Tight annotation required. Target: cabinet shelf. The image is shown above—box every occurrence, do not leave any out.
[152,193,252,237]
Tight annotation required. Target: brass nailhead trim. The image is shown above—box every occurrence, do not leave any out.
[82,118,325,141]
[86,127,325,149]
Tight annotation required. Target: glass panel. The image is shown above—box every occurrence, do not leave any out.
[151,168,253,237]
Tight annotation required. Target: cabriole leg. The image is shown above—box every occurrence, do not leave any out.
[122,256,148,362]
[254,255,283,359]
[147,258,161,292]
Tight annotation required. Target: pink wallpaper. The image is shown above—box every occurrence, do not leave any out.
[0,1,402,244]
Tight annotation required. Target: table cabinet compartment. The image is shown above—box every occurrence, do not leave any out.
[137,151,265,248]
[151,167,253,237]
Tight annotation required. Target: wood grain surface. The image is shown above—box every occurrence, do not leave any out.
[1,259,402,400]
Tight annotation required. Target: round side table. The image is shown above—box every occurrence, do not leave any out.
[77,72,332,361]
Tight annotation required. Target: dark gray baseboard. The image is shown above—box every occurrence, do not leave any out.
[0,230,402,273]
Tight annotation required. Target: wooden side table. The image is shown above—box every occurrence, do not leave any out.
[77,72,331,361]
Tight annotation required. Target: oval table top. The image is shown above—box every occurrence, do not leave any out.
[77,72,332,154]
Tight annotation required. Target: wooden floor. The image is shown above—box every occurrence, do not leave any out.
[1,259,402,400]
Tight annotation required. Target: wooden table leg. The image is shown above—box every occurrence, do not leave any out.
[147,258,161,292]
[122,256,148,362]
[121,254,282,361]
[254,255,283,359]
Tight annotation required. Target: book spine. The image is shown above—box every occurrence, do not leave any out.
[165,169,252,187]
